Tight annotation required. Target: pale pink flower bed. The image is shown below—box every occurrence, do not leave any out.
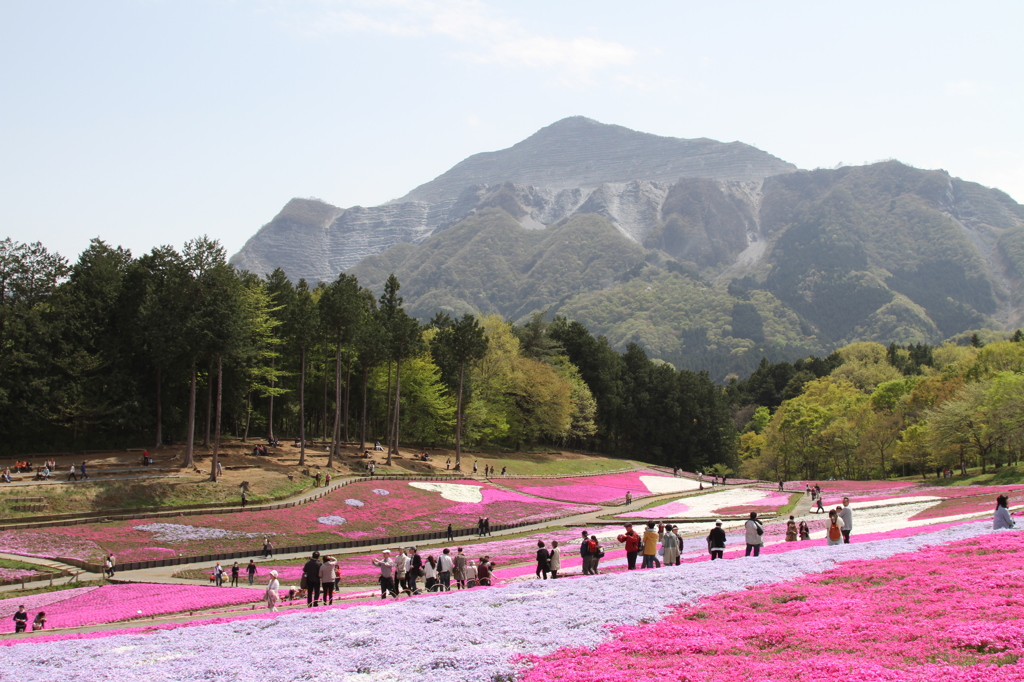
[910,490,1024,521]
[793,479,917,495]
[498,470,679,504]
[0,584,259,630]
[0,480,598,563]
[519,529,1024,682]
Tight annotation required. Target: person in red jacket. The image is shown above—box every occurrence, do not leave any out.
[617,523,642,570]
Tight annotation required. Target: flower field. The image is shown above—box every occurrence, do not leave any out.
[0,480,599,562]
[499,470,701,504]
[621,488,792,519]
[0,521,1008,681]
[520,529,1024,682]
[0,584,260,630]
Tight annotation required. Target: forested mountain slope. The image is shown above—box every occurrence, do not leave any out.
[352,162,1024,380]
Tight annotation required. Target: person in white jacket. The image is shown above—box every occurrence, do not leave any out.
[744,512,764,557]
[549,540,562,579]
[318,556,338,605]
[994,495,1016,529]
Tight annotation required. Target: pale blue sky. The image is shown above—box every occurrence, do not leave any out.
[3,1,1022,262]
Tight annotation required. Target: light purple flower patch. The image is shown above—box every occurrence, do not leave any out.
[317,516,346,526]
[372,489,390,496]
[344,499,365,507]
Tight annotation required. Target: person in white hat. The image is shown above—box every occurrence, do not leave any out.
[265,570,280,611]
[372,550,396,599]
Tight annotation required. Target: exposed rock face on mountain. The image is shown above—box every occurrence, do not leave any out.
[350,161,1024,380]
[230,117,797,278]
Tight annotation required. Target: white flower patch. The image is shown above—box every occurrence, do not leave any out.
[409,481,483,503]
[640,475,702,494]
[135,524,270,543]
[317,516,347,526]
[344,499,365,507]
[655,489,773,519]
[372,489,390,496]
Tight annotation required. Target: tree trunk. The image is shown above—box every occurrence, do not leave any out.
[343,356,352,444]
[388,356,402,465]
[384,361,393,454]
[184,362,196,468]
[243,388,252,442]
[204,362,212,448]
[267,357,275,442]
[154,365,163,449]
[330,345,342,468]
[454,360,465,471]
[211,355,223,482]
[359,365,369,450]
[299,345,307,466]
[322,351,329,442]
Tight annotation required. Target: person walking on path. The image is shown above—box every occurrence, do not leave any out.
[230,562,240,587]
[839,497,853,543]
[265,570,280,611]
[13,606,27,633]
[994,495,1015,529]
[625,491,633,505]
[214,562,224,587]
[785,515,798,542]
[812,496,826,513]
[372,550,396,599]
[617,524,642,570]
[436,548,454,591]
[661,524,680,566]
[535,541,550,579]
[453,547,468,589]
[80,462,88,479]
[579,530,593,575]
[319,556,338,605]
[447,523,454,541]
[104,555,115,579]
[241,490,247,508]
[408,547,422,594]
[549,540,561,579]
[707,520,726,560]
[67,463,78,481]
[246,560,257,585]
[744,512,764,557]
[484,517,491,536]
[315,472,322,487]
[641,522,660,569]
[303,551,323,607]
[325,472,331,487]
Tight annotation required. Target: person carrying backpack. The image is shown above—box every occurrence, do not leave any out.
[579,530,593,575]
[744,512,764,557]
[588,535,604,573]
[827,510,844,546]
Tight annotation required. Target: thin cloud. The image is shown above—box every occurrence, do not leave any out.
[293,0,637,82]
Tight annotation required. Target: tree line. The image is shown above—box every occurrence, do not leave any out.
[0,237,736,474]
[730,337,1024,481]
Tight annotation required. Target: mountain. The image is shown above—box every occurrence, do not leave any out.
[230,117,1024,380]
[349,161,1024,380]
[229,117,796,278]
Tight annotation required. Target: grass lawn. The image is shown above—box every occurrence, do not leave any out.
[894,463,1024,488]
